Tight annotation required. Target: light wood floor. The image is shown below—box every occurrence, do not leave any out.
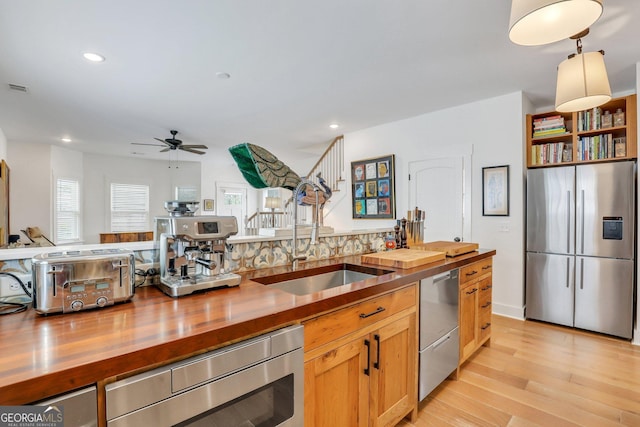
[399,315,640,427]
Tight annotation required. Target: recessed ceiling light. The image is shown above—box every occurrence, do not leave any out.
[83,52,105,62]
[329,123,339,129]
[215,72,231,79]
[60,137,72,143]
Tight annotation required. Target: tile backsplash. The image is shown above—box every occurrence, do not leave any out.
[0,231,389,285]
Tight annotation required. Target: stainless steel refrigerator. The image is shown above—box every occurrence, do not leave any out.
[526,161,636,339]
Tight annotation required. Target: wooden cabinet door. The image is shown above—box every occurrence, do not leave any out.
[459,280,479,363]
[369,313,416,427]
[304,336,369,427]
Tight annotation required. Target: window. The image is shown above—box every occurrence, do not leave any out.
[175,186,198,202]
[55,178,80,243]
[110,183,149,232]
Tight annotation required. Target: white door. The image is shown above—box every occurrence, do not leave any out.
[216,185,248,236]
[408,155,470,242]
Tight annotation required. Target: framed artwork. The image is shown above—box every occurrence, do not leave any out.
[203,198,215,212]
[482,165,509,216]
[351,154,395,219]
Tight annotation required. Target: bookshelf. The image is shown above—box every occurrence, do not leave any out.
[526,94,637,168]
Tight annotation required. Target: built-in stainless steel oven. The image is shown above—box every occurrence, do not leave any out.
[106,325,303,427]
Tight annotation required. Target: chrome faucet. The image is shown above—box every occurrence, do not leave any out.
[291,178,320,270]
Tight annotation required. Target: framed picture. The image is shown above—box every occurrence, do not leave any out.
[203,198,215,212]
[351,154,395,219]
[482,165,509,216]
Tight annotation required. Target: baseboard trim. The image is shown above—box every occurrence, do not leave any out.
[492,302,524,320]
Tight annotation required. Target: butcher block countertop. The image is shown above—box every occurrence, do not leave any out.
[0,249,495,405]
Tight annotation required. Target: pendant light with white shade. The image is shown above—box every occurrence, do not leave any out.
[509,0,603,46]
[555,29,611,112]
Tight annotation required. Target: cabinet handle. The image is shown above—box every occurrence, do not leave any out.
[481,323,491,330]
[466,270,478,277]
[374,334,380,370]
[481,284,492,291]
[482,265,491,270]
[359,306,386,319]
[364,339,371,376]
[466,288,478,295]
[481,301,492,309]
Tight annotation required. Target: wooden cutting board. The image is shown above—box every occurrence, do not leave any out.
[361,249,445,269]
[411,241,479,257]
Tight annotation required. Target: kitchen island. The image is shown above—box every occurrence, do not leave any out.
[0,249,495,421]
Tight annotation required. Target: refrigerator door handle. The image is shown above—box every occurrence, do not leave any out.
[579,258,584,290]
[580,189,585,255]
[566,257,570,288]
[566,191,571,253]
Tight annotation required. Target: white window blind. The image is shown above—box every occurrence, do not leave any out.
[55,178,80,243]
[110,183,149,232]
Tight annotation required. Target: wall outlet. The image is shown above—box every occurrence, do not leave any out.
[0,274,32,298]
[498,222,510,232]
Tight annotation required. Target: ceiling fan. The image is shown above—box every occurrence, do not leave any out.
[132,130,208,155]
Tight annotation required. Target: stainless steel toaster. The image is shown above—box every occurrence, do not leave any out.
[32,248,135,314]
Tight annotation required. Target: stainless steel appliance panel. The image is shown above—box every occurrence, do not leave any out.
[419,270,459,348]
[106,325,303,427]
[526,252,575,327]
[35,386,97,427]
[576,162,635,259]
[418,327,458,401]
[108,350,302,427]
[526,166,575,255]
[574,256,634,338]
[171,335,271,393]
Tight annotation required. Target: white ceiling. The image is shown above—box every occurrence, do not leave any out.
[1,1,639,166]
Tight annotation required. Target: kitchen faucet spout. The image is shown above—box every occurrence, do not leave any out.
[291,178,320,270]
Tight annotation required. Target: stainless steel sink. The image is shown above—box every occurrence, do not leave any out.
[253,263,393,296]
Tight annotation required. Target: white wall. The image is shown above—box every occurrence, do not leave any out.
[327,92,528,319]
[0,128,7,161]
[7,141,52,238]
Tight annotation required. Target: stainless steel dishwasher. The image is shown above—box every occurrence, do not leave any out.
[419,269,459,401]
[106,325,304,427]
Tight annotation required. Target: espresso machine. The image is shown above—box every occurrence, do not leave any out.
[155,201,241,297]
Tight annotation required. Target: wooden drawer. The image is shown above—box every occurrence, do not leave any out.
[479,277,492,311]
[479,309,492,342]
[460,257,492,284]
[303,285,417,352]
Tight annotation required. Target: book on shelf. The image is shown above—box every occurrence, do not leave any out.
[531,142,567,165]
[577,133,615,160]
[533,116,566,136]
[578,107,607,131]
[533,115,562,123]
[534,123,564,132]
[533,127,567,137]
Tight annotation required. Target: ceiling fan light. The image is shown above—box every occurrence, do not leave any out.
[509,0,603,46]
[555,50,611,112]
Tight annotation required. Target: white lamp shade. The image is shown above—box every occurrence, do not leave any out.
[509,0,603,46]
[264,196,281,210]
[555,51,611,113]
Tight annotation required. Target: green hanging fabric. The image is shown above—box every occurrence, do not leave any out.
[228,143,301,190]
